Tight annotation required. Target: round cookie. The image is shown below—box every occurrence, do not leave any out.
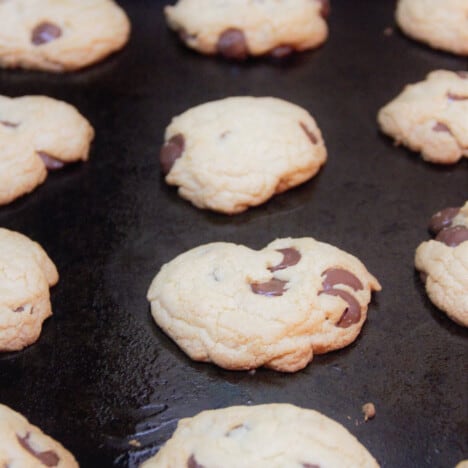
[0,0,130,72]
[0,95,94,205]
[0,404,78,467]
[159,97,327,214]
[377,70,468,164]
[141,404,379,467]
[165,0,329,59]
[147,237,381,372]
[396,0,468,56]
[0,228,59,352]
[415,201,468,327]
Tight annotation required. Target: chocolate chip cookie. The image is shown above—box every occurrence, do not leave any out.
[141,404,379,467]
[165,0,329,59]
[377,70,468,164]
[0,404,78,467]
[0,0,130,72]
[0,228,59,352]
[147,237,381,372]
[0,95,94,205]
[159,97,327,214]
[415,201,468,327]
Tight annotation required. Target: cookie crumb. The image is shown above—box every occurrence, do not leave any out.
[128,439,141,448]
[362,402,376,421]
[383,27,393,36]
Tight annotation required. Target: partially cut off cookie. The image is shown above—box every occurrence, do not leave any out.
[0,0,130,72]
[0,404,78,467]
[147,237,381,372]
[159,97,327,214]
[0,95,94,206]
[378,70,468,164]
[0,228,59,352]
[415,201,468,327]
[165,0,329,60]
[141,404,379,467]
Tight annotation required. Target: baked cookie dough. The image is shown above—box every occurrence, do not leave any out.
[165,0,329,59]
[0,228,59,352]
[415,202,468,327]
[396,0,468,56]
[377,70,468,164]
[147,237,381,372]
[0,404,78,467]
[141,404,379,467]
[0,0,130,72]
[159,97,327,214]
[0,95,94,205]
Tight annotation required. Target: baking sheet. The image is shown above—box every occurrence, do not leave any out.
[0,1,467,466]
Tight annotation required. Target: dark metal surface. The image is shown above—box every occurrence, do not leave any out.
[0,1,467,466]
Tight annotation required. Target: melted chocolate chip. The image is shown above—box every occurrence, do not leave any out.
[14,306,24,313]
[269,248,301,272]
[160,134,185,175]
[432,122,451,133]
[187,455,205,468]
[316,0,330,18]
[270,45,294,59]
[456,71,468,79]
[429,207,460,234]
[37,152,65,170]
[31,22,62,46]
[319,289,361,328]
[0,120,19,128]
[300,122,318,144]
[447,92,468,101]
[217,28,248,60]
[321,268,363,291]
[435,226,468,247]
[250,278,287,297]
[17,433,60,467]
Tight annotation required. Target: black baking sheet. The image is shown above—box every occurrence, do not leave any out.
[0,1,467,466]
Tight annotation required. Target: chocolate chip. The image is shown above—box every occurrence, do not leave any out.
[160,134,185,175]
[432,122,451,133]
[320,289,361,328]
[0,120,19,128]
[321,268,363,291]
[299,122,318,144]
[250,278,287,297]
[269,248,301,272]
[31,22,62,46]
[316,0,330,18]
[447,92,468,101]
[435,226,468,247]
[37,152,65,170]
[217,28,248,60]
[17,433,60,467]
[187,455,205,468]
[428,207,460,234]
[456,71,468,79]
[302,464,320,468]
[270,45,294,59]
[14,306,24,313]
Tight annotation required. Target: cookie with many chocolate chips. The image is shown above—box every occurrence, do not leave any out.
[396,0,468,56]
[140,404,379,467]
[0,228,59,352]
[165,0,329,59]
[159,97,327,214]
[147,237,381,372]
[0,0,130,72]
[0,404,78,467]
[415,201,468,327]
[377,70,468,164]
[0,95,94,205]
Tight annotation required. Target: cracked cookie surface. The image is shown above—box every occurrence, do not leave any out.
[0,228,59,351]
[415,201,468,327]
[396,0,468,56]
[0,403,78,467]
[147,237,381,372]
[0,95,94,205]
[141,404,379,468]
[159,97,327,214]
[165,0,329,59]
[377,70,468,164]
[0,0,130,72]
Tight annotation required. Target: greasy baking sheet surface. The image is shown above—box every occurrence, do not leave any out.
[0,1,466,466]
